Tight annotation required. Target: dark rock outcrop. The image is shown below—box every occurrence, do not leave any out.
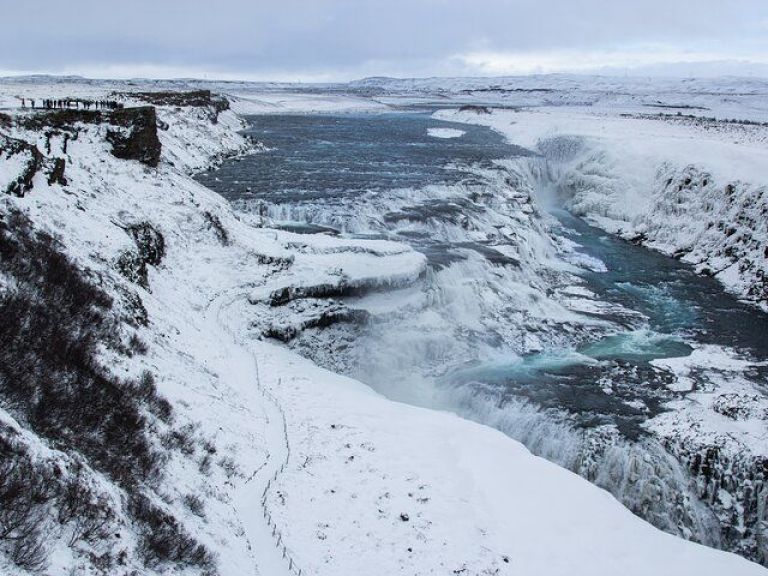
[665,436,768,563]
[129,89,230,123]
[264,308,370,342]
[115,222,165,290]
[268,280,366,306]
[130,90,216,108]
[19,108,104,130]
[0,135,43,197]
[47,157,67,186]
[105,107,162,167]
[459,105,492,114]
[18,106,162,167]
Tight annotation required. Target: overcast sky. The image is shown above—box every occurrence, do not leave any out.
[2,0,767,81]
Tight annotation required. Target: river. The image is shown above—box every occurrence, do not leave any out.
[197,109,768,560]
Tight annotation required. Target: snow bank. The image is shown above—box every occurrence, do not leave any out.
[257,344,765,576]
[228,90,389,115]
[427,127,465,139]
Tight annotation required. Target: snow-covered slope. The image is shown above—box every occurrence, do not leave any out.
[436,106,768,310]
[355,74,768,123]
[1,78,766,575]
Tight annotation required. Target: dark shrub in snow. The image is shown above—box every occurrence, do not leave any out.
[0,208,217,572]
[0,210,163,488]
[130,493,216,570]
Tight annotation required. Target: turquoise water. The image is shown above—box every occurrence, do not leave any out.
[556,210,768,355]
[456,210,768,435]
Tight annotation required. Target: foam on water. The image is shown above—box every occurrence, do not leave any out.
[579,329,693,362]
[447,350,598,384]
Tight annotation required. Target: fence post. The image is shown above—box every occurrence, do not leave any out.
[251,361,304,575]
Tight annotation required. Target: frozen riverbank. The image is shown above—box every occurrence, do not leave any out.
[435,105,768,311]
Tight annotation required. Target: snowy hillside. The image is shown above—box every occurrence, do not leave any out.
[1,76,767,575]
[354,74,768,123]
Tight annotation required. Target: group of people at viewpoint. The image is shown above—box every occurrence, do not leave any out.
[19,97,124,111]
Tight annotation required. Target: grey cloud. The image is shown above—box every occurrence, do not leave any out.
[1,0,766,78]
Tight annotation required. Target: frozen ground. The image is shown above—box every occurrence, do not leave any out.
[1,75,768,575]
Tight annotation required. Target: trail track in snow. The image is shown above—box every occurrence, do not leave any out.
[205,286,300,576]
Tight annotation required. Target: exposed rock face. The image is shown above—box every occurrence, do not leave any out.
[268,281,359,307]
[130,89,218,108]
[47,157,67,186]
[551,136,768,309]
[631,166,768,308]
[106,107,162,167]
[663,436,768,563]
[115,222,166,290]
[458,104,492,114]
[0,134,43,197]
[130,90,230,123]
[263,305,370,342]
[17,106,162,167]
